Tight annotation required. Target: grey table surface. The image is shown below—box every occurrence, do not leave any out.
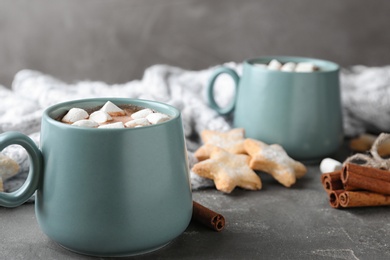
[1,145,390,260]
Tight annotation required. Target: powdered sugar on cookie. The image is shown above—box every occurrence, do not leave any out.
[192,128,307,192]
[244,139,307,187]
[192,146,261,193]
[194,128,246,161]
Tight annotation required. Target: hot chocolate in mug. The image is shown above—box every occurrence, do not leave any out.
[208,56,344,161]
[0,98,193,257]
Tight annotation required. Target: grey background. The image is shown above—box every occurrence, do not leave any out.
[1,0,390,88]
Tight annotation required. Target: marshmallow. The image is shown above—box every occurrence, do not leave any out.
[319,158,342,173]
[98,122,125,129]
[124,118,151,128]
[61,108,89,123]
[267,59,282,70]
[100,101,125,116]
[72,119,99,128]
[281,62,297,72]
[90,110,112,124]
[146,113,170,124]
[295,62,317,72]
[131,108,154,119]
[253,63,267,69]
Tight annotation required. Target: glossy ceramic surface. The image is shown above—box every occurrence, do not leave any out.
[0,98,193,257]
[208,56,343,161]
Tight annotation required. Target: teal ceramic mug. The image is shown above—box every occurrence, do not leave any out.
[0,98,193,257]
[208,56,344,161]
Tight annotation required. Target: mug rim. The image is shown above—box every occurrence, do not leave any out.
[245,56,339,73]
[43,98,181,131]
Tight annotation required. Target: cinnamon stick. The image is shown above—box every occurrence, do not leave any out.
[342,164,390,195]
[321,163,390,208]
[327,190,344,209]
[342,163,390,182]
[321,170,343,191]
[192,201,225,232]
[339,191,390,207]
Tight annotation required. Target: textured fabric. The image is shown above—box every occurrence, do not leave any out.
[1,63,390,193]
[1,63,240,192]
[340,65,390,136]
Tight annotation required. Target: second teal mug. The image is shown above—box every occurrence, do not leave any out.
[208,56,344,161]
[0,98,193,257]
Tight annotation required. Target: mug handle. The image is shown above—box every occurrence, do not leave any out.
[207,66,240,115]
[0,132,43,207]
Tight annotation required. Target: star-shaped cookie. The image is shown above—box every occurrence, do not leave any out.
[192,146,262,193]
[194,128,246,161]
[244,139,307,187]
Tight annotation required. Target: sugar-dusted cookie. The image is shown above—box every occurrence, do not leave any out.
[0,153,20,192]
[192,146,262,193]
[244,139,307,187]
[0,153,20,180]
[194,128,246,161]
[349,133,390,157]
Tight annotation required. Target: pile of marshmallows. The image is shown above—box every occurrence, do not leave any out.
[255,59,319,72]
[61,101,170,129]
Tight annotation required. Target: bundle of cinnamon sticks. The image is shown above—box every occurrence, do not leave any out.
[321,163,390,208]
